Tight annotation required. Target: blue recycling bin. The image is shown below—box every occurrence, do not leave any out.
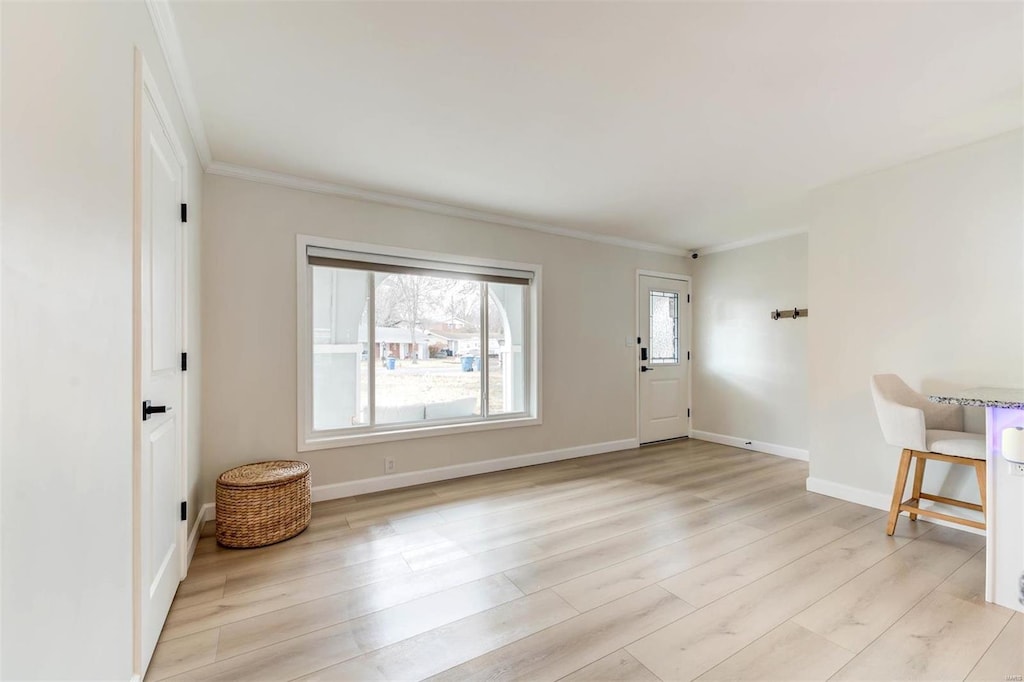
[387,357,396,370]
[461,356,475,372]
[473,356,481,372]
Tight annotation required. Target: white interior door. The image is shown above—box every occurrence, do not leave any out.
[639,275,690,444]
[138,69,186,673]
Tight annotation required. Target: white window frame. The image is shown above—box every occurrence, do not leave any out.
[297,234,542,451]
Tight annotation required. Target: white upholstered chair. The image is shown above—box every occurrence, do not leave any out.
[870,374,987,535]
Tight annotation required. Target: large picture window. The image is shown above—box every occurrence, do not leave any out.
[299,237,539,449]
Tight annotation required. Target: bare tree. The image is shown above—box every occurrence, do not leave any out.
[441,280,481,329]
[377,274,449,363]
[374,281,404,328]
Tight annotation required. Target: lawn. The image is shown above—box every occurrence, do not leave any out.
[361,357,504,412]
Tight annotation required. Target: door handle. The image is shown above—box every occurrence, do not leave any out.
[641,366,654,372]
[142,400,172,421]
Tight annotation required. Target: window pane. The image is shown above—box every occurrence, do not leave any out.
[374,273,482,424]
[649,290,679,364]
[488,283,527,415]
[311,266,369,430]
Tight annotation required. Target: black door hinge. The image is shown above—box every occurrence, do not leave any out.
[687,293,690,303]
[181,352,188,372]
[181,203,187,223]
[180,501,187,521]
[687,351,690,360]
[687,408,691,418]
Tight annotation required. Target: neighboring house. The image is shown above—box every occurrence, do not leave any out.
[438,317,475,331]
[425,329,504,357]
[313,325,432,361]
[360,325,430,361]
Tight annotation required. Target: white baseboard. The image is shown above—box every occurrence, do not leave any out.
[195,439,640,512]
[310,438,640,503]
[690,430,809,462]
[186,502,216,567]
[806,476,985,536]
[805,476,890,509]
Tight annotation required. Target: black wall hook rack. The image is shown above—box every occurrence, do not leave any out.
[771,307,809,320]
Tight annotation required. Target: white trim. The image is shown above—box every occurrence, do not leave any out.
[308,438,639,502]
[0,2,4,663]
[636,272,693,445]
[143,0,212,167]
[132,49,190,679]
[308,245,535,282]
[185,503,215,568]
[299,235,543,280]
[177,165,190,583]
[301,415,543,452]
[805,476,985,536]
[211,161,686,256]
[635,269,692,282]
[297,237,311,452]
[142,0,691,258]
[691,430,809,462]
[143,0,806,261]
[132,49,145,682]
[297,234,542,451]
[480,284,490,419]
[696,227,808,256]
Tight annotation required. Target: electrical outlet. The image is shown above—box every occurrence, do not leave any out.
[1009,462,1024,477]
[385,457,395,474]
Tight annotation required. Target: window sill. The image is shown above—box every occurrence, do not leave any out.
[299,414,542,451]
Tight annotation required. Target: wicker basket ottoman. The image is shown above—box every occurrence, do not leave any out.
[216,460,311,548]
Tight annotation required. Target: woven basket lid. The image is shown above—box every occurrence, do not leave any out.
[217,460,309,488]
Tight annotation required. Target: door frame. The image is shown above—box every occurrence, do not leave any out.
[132,48,190,678]
[635,270,692,445]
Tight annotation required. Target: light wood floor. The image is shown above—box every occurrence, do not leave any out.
[149,439,1022,681]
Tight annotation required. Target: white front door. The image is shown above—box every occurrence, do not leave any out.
[137,64,186,674]
[638,275,690,444]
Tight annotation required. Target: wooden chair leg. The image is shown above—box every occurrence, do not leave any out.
[974,460,987,518]
[887,449,914,536]
[909,456,926,521]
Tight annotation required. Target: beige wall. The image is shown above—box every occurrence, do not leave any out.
[692,234,809,451]
[807,130,1023,504]
[0,2,203,678]
[200,174,688,503]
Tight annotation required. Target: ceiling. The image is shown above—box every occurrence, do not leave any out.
[168,1,1022,251]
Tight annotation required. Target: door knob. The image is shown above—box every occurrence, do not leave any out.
[142,400,172,421]
[641,366,654,372]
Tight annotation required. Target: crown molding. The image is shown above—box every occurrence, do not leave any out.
[145,0,686,256]
[145,0,212,167]
[206,161,689,256]
[696,227,808,256]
